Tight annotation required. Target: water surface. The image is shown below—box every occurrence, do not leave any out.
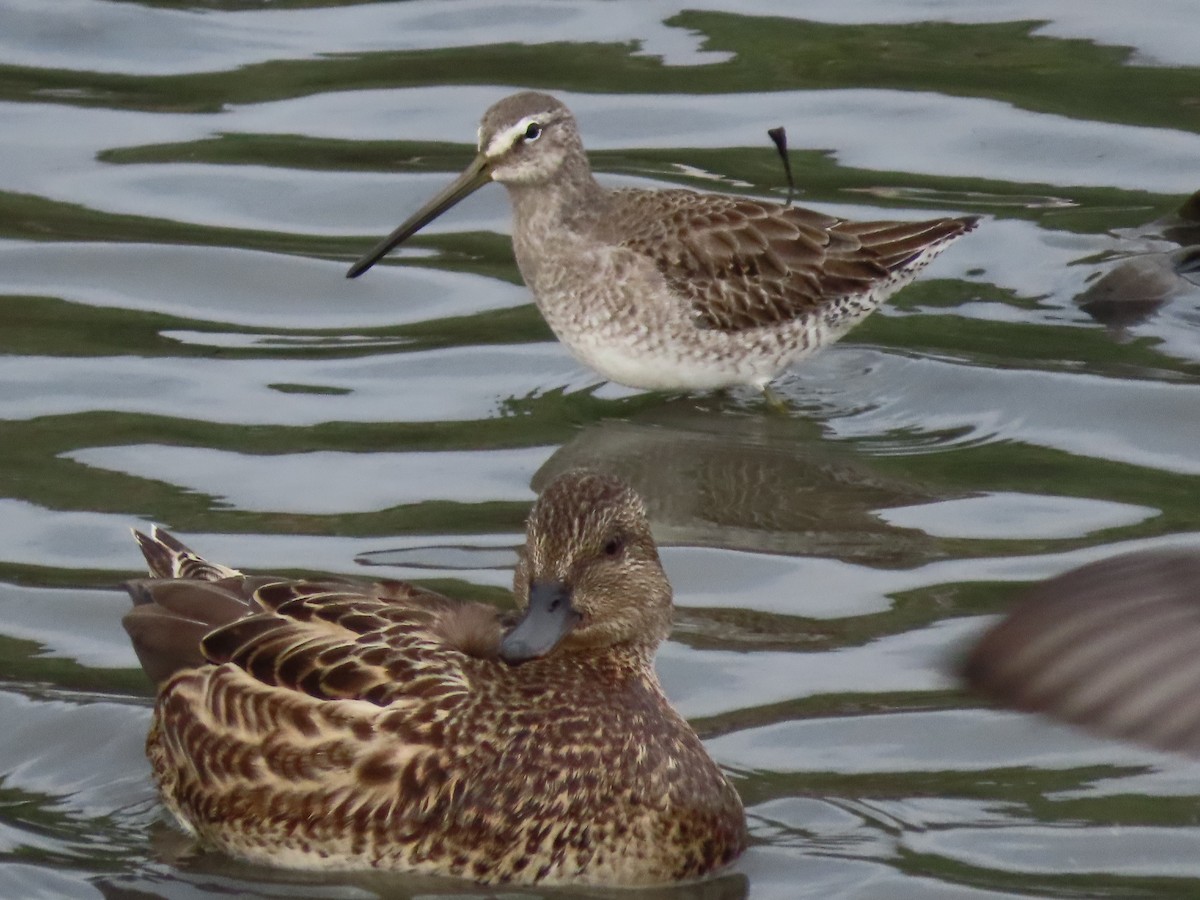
[3,2,1200,897]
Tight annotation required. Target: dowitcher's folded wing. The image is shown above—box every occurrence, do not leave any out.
[610,189,974,332]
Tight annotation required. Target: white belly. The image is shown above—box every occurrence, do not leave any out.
[568,338,768,391]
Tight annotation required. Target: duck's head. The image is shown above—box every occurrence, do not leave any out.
[346,91,586,278]
[502,471,672,664]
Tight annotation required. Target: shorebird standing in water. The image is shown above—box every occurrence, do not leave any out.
[348,91,978,394]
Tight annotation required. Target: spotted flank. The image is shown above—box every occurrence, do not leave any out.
[122,472,746,886]
[348,90,978,392]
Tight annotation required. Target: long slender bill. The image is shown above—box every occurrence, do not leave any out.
[346,154,492,279]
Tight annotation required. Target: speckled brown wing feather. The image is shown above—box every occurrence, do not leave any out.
[963,549,1200,757]
[606,189,976,332]
[199,578,494,707]
[124,528,502,698]
[146,577,495,863]
[127,541,507,864]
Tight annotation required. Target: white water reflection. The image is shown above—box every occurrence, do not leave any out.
[0,242,527,327]
[67,444,546,514]
[877,492,1158,539]
[8,0,1198,76]
[810,352,1200,474]
[0,346,585,424]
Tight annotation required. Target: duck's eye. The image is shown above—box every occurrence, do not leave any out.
[523,122,542,142]
[603,537,624,558]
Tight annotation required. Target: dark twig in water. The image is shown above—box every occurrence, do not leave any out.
[767,126,795,208]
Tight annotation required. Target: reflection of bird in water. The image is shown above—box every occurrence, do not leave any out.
[964,547,1200,759]
[1075,190,1200,330]
[533,401,944,566]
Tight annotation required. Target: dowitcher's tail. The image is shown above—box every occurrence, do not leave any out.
[841,215,979,275]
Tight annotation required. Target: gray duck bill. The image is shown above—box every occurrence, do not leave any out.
[499,580,581,664]
[346,154,493,278]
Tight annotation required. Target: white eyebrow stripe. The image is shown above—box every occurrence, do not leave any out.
[483,113,550,158]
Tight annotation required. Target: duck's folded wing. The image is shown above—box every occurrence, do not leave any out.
[124,574,502,704]
[201,580,498,707]
[140,578,504,827]
[963,549,1200,757]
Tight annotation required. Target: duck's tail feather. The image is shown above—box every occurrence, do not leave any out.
[124,526,253,689]
[132,525,242,582]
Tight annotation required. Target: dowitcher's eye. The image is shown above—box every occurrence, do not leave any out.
[603,537,624,558]
[523,122,542,142]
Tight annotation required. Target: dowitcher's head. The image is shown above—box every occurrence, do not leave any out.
[477,91,583,186]
[346,91,586,278]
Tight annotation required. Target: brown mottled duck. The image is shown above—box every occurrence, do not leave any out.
[122,471,746,886]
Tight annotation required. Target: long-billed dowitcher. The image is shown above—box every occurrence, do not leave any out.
[122,471,746,885]
[347,91,978,392]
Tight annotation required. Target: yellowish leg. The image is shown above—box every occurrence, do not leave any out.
[761,383,790,413]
